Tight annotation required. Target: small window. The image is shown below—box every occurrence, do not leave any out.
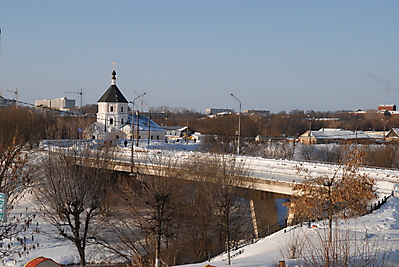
[156,136,160,140]
[121,119,124,124]
[151,135,154,140]
[121,106,124,112]
[110,106,114,112]
[110,118,113,125]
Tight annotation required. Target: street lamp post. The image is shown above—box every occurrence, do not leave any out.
[130,92,146,173]
[230,93,241,155]
[142,102,152,145]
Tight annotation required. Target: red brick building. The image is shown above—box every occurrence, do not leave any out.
[378,104,396,112]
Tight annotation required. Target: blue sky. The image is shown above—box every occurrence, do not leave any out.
[0,1,398,113]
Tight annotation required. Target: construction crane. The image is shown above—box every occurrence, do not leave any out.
[7,88,18,102]
[65,88,83,108]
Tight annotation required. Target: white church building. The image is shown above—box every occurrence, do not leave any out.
[86,69,166,142]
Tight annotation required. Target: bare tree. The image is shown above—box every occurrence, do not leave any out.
[102,152,190,267]
[198,116,238,154]
[287,147,377,242]
[33,147,116,266]
[246,141,295,160]
[0,106,45,261]
[99,152,254,266]
[193,154,253,265]
[365,144,399,168]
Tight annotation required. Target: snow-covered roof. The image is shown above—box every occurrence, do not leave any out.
[163,126,190,132]
[391,128,399,135]
[387,128,399,138]
[378,110,399,115]
[364,131,386,139]
[317,128,344,131]
[131,114,165,131]
[304,128,371,140]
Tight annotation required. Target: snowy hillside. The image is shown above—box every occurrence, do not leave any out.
[5,142,399,266]
[180,189,399,267]
[8,184,399,267]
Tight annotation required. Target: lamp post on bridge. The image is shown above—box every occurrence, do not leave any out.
[141,101,152,145]
[230,93,241,155]
[130,92,146,173]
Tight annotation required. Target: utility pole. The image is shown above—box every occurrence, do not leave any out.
[143,103,152,145]
[148,110,151,145]
[136,109,140,146]
[65,88,83,107]
[130,92,146,173]
[230,93,241,155]
[186,111,189,145]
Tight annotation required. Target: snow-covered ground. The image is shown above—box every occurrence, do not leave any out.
[10,183,399,267]
[6,141,399,266]
[180,190,399,267]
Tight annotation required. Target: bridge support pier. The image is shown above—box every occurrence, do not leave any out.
[250,198,278,238]
[248,191,288,238]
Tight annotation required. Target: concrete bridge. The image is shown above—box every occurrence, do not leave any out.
[110,157,296,195]
[79,151,296,239]
[60,145,399,238]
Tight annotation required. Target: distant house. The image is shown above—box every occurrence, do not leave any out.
[364,131,387,143]
[164,126,194,141]
[243,109,270,116]
[377,104,399,116]
[206,108,233,116]
[386,128,399,141]
[378,104,396,112]
[298,128,372,145]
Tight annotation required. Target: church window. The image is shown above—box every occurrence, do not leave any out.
[110,118,114,125]
[121,118,124,124]
[121,106,124,113]
[110,106,114,112]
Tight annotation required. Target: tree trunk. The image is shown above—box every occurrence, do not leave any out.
[155,232,161,267]
[226,230,231,265]
[328,215,333,243]
[76,243,86,267]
